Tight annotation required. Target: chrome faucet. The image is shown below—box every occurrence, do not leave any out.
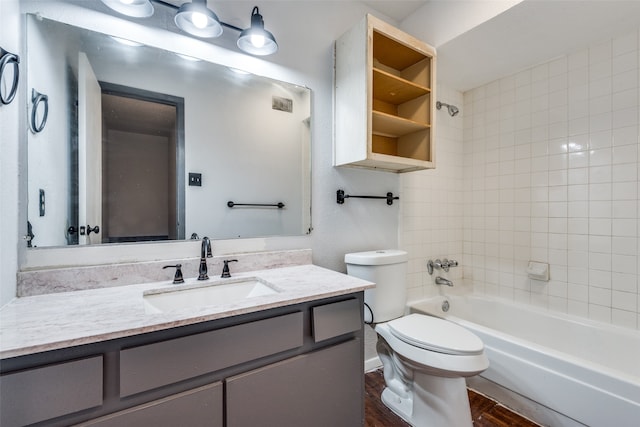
[427,258,459,274]
[198,237,212,280]
[435,276,453,287]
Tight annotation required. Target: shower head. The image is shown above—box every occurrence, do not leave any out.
[436,101,459,117]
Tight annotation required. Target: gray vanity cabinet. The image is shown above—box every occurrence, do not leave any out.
[0,293,364,427]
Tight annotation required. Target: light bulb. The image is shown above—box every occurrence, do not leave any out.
[250,34,265,48]
[191,12,208,29]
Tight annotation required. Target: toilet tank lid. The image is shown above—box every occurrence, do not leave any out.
[345,250,408,265]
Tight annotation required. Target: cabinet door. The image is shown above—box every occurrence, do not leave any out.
[0,356,103,427]
[226,339,363,427]
[76,383,222,427]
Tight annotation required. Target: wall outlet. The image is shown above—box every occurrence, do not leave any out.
[189,173,202,186]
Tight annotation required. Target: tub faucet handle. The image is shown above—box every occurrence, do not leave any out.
[442,259,458,272]
[427,259,443,275]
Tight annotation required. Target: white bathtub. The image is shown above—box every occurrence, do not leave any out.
[409,295,640,427]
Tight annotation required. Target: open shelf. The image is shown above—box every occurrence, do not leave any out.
[334,14,436,172]
[372,111,430,137]
[372,68,430,105]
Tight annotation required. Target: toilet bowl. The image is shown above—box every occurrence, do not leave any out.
[345,250,488,426]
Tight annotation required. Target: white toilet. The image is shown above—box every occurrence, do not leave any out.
[345,250,489,427]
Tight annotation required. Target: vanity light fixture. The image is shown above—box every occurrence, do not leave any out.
[100,0,154,18]
[100,0,278,56]
[174,0,222,39]
[236,7,278,56]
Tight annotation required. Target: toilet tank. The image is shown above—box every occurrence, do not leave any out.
[345,250,408,323]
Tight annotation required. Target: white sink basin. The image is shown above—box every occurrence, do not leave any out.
[143,278,280,314]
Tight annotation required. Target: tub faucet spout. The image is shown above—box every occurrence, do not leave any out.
[435,276,453,287]
[198,237,212,280]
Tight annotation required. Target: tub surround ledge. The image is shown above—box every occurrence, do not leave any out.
[1,262,374,359]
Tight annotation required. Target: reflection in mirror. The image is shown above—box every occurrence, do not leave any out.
[26,14,312,248]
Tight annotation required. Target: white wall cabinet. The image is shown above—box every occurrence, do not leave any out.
[335,14,436,172]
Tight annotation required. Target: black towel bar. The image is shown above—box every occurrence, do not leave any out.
[227,201,285,208]
[336,189,399,206]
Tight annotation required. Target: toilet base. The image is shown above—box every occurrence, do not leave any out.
[380,373,473,427]
[381,387,414,424]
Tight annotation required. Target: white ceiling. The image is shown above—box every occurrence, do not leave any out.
[435,0,640,91]
[361,0,428,22]
[61,1,640,92]
[363,0,640,91]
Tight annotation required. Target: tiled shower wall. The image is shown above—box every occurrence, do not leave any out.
[400,84,466,302]
[462,28,640,329]
[400,28,640,330]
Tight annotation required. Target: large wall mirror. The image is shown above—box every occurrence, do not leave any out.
[26,14,312,248]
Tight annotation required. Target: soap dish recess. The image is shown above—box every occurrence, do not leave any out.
[526,261,549,281]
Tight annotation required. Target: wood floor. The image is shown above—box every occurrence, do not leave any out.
[365,370,540,427]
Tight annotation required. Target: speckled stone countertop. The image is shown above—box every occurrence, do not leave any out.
[0,264,373,359]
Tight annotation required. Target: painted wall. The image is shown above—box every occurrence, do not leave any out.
[26,15,74,247]
[0,0,22,306]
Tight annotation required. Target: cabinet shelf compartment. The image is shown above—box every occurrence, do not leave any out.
[372,68,430,105]
[372,110,429,137]
[372,31,432,89]
[372,129,431,163]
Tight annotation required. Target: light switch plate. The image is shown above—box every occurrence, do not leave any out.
[189,173,202,186]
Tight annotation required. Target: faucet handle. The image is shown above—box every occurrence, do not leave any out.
[442,259,458,272]
[163,264,185,284]
[427,259,443,275]
[221,259,238,278]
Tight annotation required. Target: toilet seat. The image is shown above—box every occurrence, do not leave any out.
[387,314,484,355]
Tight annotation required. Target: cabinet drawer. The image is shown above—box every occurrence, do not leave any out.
[0,355,103,427]
[120,311,303,396]
[312,298,361,342]
[76,382,222,427]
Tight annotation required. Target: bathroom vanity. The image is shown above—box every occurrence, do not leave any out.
[0,263,372,427]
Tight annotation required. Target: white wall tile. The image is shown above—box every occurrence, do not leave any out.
[424,27,640,331]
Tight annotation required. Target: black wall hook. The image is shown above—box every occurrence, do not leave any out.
[0,47,20,106]
[336,189,399,206]
[30,88,49,133]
